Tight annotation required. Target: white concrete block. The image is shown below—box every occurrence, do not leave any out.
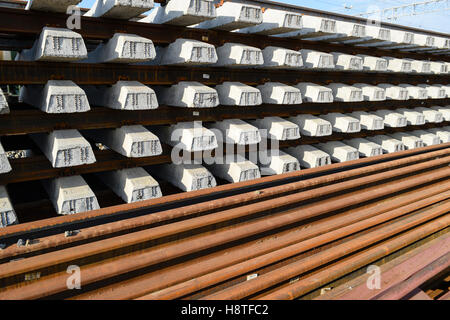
[371,109,408,127]
[430,106,450,121]
[412,107,444,123]
[357,55,388,72]
[18,27,87,62]
[156,82,219,108]
[327,83,363,102]
[257,82,302,105]
[140,0,216,26]
[84,81,158,110]
[353,83,386,101]
[379,30,415,49]
[284,144,331,168]
[154,122,217,152]
[407,59,432,74]
[19,80,90,114]
[207,119,261,145]
[85,33,155,63]
[0,186,17,228]
[435,37,450,50]
[215,43,263,67]
[238,8,302,35]
[30,129,96,168]
[366,135,405,153]
[331,21,368,42]
[44,175,100,215]
[157,39,217,65]
[251,150,300,175]
[98,167,162,204]
[398,84,428,100]
[316,141,359,163]
[342,138,383,157]
[0,142,11,174]
[408,130,441,146]
[395,108,426,126]
[347,111,384,131]
[85,0,154,19]
[249,117,300,141]
[295,82,333,103]
[261,46,303,69]
[26,0,81,13]
[443,85,450,97]
[152,164,216,192]
[430,61,448,74]
[288,114,332,137]
[427,128,450,143]
[382,57,412,73]
[195,2,262,31]
[277,14,336,39]
[331,52,363,71]
[300,50,335,69]
[84,125,162,158]
[0,89,9,114]
[206,155,260,183]
[319,113,361,133]
[377,84,409,100]
[215,82,262,106]
[352,25,391,45]
[388,132,424,150]
[418,84,447,99]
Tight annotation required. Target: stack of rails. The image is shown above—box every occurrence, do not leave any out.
[0,0,448,300]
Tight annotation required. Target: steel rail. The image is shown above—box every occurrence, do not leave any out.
[1,124,449,186]
[203,203,450,300]
[1,145,448,245]
[317,231,450,300]
[1,61,449,86]
[257,219,450,300]
[1,101,449,136]
[134,191,450,300]
[372,252,450,300]
[0,165,447,298]
[1,151,448,262]
[71,182,449,300]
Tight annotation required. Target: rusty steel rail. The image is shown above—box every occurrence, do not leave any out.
[316,231,450,300]
[1,125,448,186]
[0,162,448,299]
[1,101,449,136]
[1,61,449,86]
[0,6,448,62]
[1,144,448,246]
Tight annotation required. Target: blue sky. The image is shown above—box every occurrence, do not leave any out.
[78,0,449,33]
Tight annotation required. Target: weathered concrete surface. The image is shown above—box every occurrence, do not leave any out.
[85,0,154,19]
[84,125,162,158]
[18,27,87,62]
[343,138,383,157]
[84,33,155,63]
[156,82,219,108]
[84,81,158,110]
[195,2,262,31]
[141,0,215,26]
[249,117,300,141]
[284,144,331,168]
[288,114,332,137]
[257,82,302,105]
[26,0,81,13]
[215,82,262,106]
[154,122,217,152]
[20,80,91,114]
[97,167,162,204]
[0,186,17,228]
[43,175,100,215]
[238,8,302,35]
[30,129,96,168]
